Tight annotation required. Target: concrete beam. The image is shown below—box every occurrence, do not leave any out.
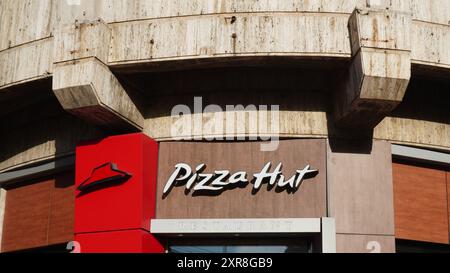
[334,5,412,128]
[52,19,143,131]
[53,58,143,131]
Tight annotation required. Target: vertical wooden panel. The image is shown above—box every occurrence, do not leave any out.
[1,171,75,252]
[48,172,75,245]
[1,180,53,252]
[393,163,449,244]
[0,0,55,51]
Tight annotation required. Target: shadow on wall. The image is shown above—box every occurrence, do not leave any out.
[0,78,106,172]
[115,64,378,155]
[327,137,374,154]
[0,78,108,252]
[115,63,343,120]
[389,77,450,124]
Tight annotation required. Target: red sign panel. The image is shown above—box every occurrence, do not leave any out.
[74,133,163,252]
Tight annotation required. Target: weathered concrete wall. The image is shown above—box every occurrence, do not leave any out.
[143,92,450,152]
[99,0,447,24]
[108,12,350,64]
[410,0,450,25]
[0,0,55,51]
[0,38,53,88]
[1,0,449,89]
[106,13,449,68]
[144,90,329,141]
[138,67,449,151]
[374,116,450,151]
[1,0,447,44]
[333,7,412,128]
[412,20,450,68]
[0,0,448,171]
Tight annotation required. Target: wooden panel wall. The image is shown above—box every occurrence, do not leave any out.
[1,171,75,252]
[47,172,75,245]
[393,162,449,244]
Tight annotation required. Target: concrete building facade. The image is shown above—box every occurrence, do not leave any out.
[0,0,449,253]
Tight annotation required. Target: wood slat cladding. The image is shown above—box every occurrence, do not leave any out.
[1,171,75,252]
[48,172,75,245]
[1,180,52,251]
[393,163,449,244]
[156,139,326,219]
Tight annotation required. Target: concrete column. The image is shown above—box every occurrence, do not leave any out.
[334,2,412,128]
[327,139,396,253]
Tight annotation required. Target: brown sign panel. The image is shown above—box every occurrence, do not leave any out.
[156,139,326,219]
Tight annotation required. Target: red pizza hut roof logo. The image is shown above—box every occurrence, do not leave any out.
[77,162,132,193]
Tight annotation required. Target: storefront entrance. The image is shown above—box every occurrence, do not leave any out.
[151,218,335,253]
[168,236,317,253]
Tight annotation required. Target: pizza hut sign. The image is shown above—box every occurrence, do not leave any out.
[163,162,318,195]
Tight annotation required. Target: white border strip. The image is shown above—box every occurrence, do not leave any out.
[0,188,6,253]
[391,144,450,165]
[321,217,336,253]
[151,218,321,234]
